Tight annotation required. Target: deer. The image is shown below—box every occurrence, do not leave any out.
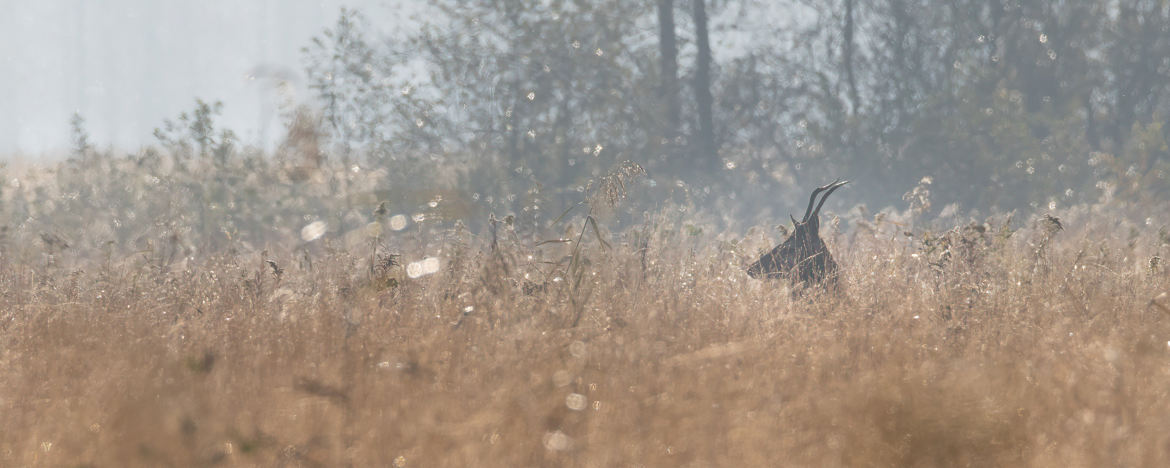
[747,179,848,289]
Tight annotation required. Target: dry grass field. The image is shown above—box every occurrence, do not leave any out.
[6,0,1170,464]
[3,195,1169,467]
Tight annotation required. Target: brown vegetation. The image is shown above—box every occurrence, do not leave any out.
[6,2,1168,465]
[2,200,1168,467]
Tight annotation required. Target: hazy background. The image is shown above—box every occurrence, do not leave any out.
[1,0,1167,248]
[1,0,400,157]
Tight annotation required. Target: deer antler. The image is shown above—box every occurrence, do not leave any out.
[799,181,836,223]
[812,180,849,218]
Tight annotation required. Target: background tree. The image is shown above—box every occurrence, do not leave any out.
[658,0,681,142]
[691,0,718,173]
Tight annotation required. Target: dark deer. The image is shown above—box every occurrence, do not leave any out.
[747,180,848,288]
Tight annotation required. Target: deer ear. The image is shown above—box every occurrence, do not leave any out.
[790,214,799,225]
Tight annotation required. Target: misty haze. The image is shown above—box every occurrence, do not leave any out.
[2,1,1169,466]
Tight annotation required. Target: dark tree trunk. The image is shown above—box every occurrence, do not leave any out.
[843,0,860,115]
[657,0,680,139]
[691,0,717,169]
[1084,92,1100,151]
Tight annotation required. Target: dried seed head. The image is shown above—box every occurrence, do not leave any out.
[588,160,646,208]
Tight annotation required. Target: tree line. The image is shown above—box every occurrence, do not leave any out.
[300,0,1167,218]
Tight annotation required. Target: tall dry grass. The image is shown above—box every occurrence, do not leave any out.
[2,192,1169,467]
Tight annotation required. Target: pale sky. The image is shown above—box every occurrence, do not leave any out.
[0,0,423,158]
